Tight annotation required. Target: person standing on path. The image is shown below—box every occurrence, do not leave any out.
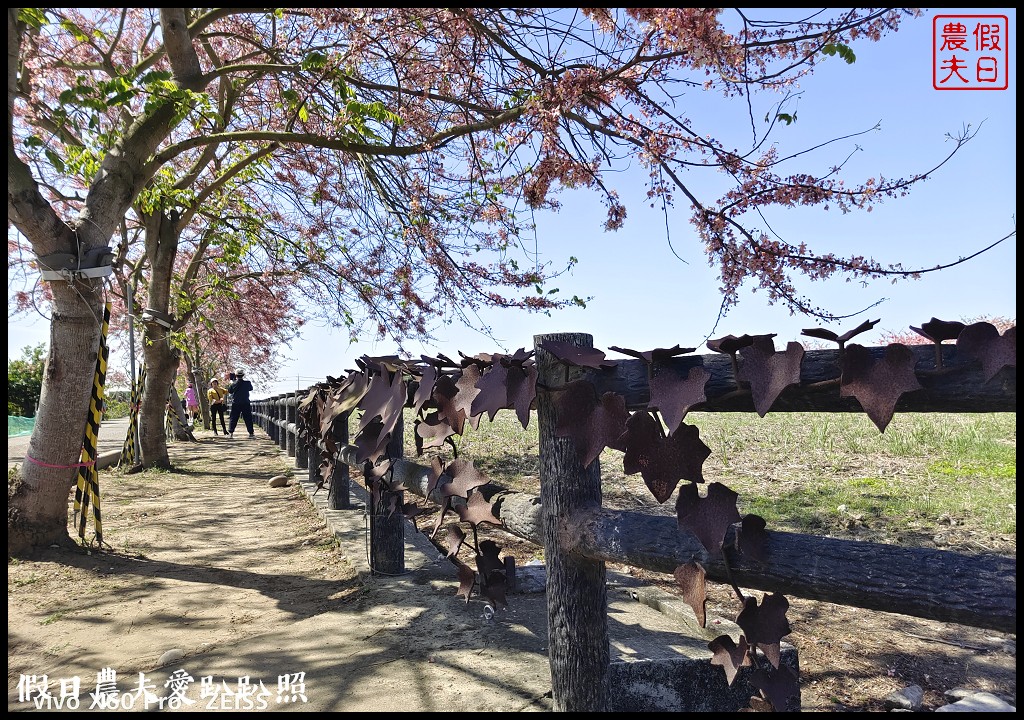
[227,369,255,438]
[207,378,229,435]
[183,382,201,425]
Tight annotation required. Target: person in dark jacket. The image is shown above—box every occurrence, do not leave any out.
[227,369,255,438]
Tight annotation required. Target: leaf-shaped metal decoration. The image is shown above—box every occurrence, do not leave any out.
[357,369,407,436]
[676,481,742,555]
[735,593,792,669]
[411,363,438,414]
[622,414,711,502]
[910,317,966,368]
[481,570,509,609]
[402,502,435,522]
[553,380,629,467]
[840,343,923,432]
[608,344,696,363]
[509,362,538,429]
[454,365,484,432]
[650,366,711,435]
[426,456,445,496]
[476,539,504,576]
[441,458,489,499]
[455,490,501,527]
[706,334,759,355]
[454,559,476,603]
[956,322,1016,383]
[911,317,966,343]
[353,417,391,464]
[471,362,511,420]
[737,338,805,417]
[735,514,769,563]
[329,371,371,418]
[415,411,457,450]
[708,634,751,686]
[801,318,879,347]
[539,340,617,369]
[445,524,466,557]
[673,562,708,628]
[432,374,467,435]
[429,496,453,539]
[749,664,800,712]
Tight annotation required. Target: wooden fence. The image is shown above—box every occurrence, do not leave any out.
[253,334,1016,712]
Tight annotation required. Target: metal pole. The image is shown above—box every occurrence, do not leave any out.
[127,279,141,455]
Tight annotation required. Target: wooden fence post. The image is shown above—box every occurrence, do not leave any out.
[286,394,296,458]
[369,412,405,575]
[328,411,351,510]
[535,332,610,712]
[277,396,288,451]
[295,392,308,470]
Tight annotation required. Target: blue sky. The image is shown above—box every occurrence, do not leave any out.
[9,9,1016,397]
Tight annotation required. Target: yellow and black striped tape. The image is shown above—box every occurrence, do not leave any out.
[74,301,110,545]
[119,364,145,466]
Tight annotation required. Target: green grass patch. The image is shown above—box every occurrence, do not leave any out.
[422,409,1015,542]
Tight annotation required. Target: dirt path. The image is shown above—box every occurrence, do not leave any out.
[7,432,1016,712]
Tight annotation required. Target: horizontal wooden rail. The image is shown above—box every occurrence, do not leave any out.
[589,345,1015,413]
[335,448,1016,634]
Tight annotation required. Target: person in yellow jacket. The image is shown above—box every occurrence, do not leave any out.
[207,378,229,435]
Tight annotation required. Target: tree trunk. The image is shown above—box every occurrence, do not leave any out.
[535,333,610,712]
[138,333,179,467]
[8,280,103,556]
[136,210,184,466]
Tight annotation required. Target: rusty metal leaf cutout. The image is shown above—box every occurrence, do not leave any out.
[706,334,760,355]
[353,417,391,464]
[442,458,489,499]
[454,365,484,432]
[328,371,371,418]
[650,366,711,435]
[735,593,791,669]
[471,362,511,420]
[736,514,769,563]
[676,481,742,555]
[416,411,457,450]
[455,490,501,527]
[432,374,467,435]
[911,317,966,343]
[482,570,509,609]
[749,664,800,712]
[319,459,334,484]
[737,338,805,417]
[402,501,435,521]
[840,343,923,432]
[468,351,538,428]
[411,363,438,414]
[426,456,445,495]
[429,496,453,539]
[554,380,629,467]
[623,414,711,502]
[477,539,504,576]
[608,345,696,363]
[801,318,879,346]
[357,370,406,436]
[708,634,751,686]
[454,559,476,603]
[673,562,708,628]
[509,362,538,429]
[445,524,466,557]
[539,340,617,369]
[956,322,1016,383]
